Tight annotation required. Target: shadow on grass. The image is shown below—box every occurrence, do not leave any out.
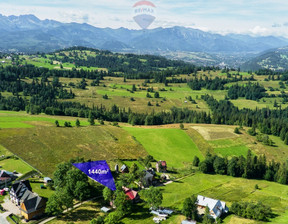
[59,209,101,222]
[126,204,152,221]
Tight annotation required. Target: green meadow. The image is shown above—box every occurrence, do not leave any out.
[123,127,204,168]
[209,138,251,157]
[0,111,90,128]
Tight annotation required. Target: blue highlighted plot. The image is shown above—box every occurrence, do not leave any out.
[73,160,116,191]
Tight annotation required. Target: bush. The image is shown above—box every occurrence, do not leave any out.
[234,127,241,134]
[231,201,272,221]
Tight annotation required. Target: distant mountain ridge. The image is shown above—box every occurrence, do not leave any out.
[241,47,288,71]
[1,14,288,66]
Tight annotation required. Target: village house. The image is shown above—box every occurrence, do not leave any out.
[10,180,46,220]
[10,180,32,205]
[196,195,229,219]
[121,164,129,173]
[142,170,154,187]
[0,170,17,188]
[123,186,140,203]
[19,191,46,221]
[156,161,167,172]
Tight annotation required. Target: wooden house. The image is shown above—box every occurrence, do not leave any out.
[20,193,46,221]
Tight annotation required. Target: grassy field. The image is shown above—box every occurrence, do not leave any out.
[209,138,251,157]
[0,157,34,175]
[0,111,90,129]
[160,172,288,223]
[47,200,104,224]
[59,78,215,114]
[30,182,54,199]
[231,98,288,110]
[0,112,147,176]
[123,127,204,168]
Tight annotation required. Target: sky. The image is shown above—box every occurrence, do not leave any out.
[1,0,288,37]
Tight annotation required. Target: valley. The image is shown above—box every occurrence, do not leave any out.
[1,48,288,223]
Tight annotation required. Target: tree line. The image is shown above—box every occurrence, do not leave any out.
[202,94,288,145]
[227,82,267,100]
[198,150,288,185]
[187,75,255,91]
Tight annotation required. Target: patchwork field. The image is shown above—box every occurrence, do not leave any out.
[191,125,238,140]
[59,78,216,114]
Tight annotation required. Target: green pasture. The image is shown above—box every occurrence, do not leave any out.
[123,127,204,168]
[0,125,147,176]
[0,111,90,128]
[231,98,288,110]
[209,138,251,157]
[160,172,288,223]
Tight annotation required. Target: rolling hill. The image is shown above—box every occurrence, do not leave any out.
[241,46,288,71]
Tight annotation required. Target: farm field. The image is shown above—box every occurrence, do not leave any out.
[2,50,288,223]
[0,112,147,176]
[123,127,205,168]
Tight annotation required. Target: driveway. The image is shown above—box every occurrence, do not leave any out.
[2,197,20,215]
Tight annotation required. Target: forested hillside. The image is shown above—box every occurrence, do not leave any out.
[2,47,288,146]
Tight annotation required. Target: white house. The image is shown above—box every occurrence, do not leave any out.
[10,180,32,205]
[196,195,229,219]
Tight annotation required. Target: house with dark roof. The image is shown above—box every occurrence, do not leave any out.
[20,193,46,220]
[120,164,129,173]
[196,195,229,219]
[10,180,32,205]
[0,170,17,188]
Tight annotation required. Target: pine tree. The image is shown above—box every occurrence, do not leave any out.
[76,119,80,127]
[88,111,95,125]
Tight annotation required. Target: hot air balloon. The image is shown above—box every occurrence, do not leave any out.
[133,1,156,29]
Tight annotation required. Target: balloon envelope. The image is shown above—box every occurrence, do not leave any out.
[133,1,156,29]
[133,14,156,30]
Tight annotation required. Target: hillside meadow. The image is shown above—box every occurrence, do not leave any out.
[0,111,147,176]
[2,110,288,223]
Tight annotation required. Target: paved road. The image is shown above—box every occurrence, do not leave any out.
[0,212,12,224]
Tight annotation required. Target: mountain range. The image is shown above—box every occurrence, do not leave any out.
[1,14,288,68]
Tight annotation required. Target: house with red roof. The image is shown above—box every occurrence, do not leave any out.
[156,161,167,172]
[122,186,140,203]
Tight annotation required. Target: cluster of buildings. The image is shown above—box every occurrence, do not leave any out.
[10,180,46,221]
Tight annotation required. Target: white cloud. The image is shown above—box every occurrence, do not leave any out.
[249,26,269,36]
